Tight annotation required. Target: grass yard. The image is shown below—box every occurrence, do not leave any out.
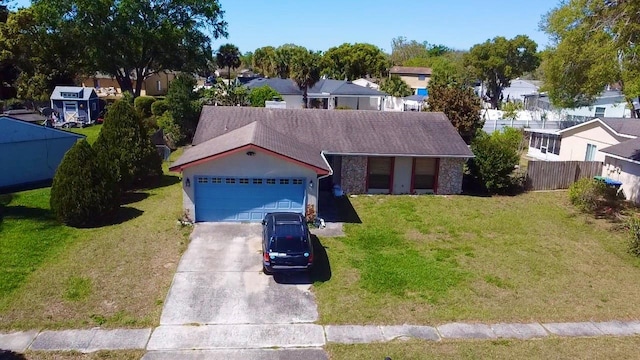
[69,124,102,144]
[0,150,189,331]
[20,350,144,360]
[313,192,640,324]
[326,337,640,360]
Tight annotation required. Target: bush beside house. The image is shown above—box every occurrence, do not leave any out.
[134,96,157,118]
[50,140,119,227]
[468,128,523,194]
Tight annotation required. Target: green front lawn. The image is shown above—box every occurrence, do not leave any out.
[327,337,640,360]
[69,124,102,144]
[0,150,188,330]
[314,192,640,324]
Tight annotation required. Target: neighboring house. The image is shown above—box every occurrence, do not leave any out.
[169,107,473,223]
[499,79,541,103]
[144,71,178,96]
[0,116,84,192]
[524,91,632,119]
[245,78,388,110]
[525,128,562,161]
[389,66,432,96]
[547,117,640,203]
[50,86,100,126]
[352,78,380,90]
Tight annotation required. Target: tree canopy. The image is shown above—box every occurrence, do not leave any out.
[290,50,322,108]
[248,85,282,107]
[464,35,539,109]
[30,0,227,97]
[389,36,451,66]
[216,43,241,82]
[252,46,277,77]
[273,44,308,79]
[321,43,388,80]
[427,83,483,144]
[541,0,640,113]
[380,75,412,97]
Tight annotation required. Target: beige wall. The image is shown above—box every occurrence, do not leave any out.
[179,149,318,222]
[603,156,640,204]
[559,122,630,161]
[145,72,177,96]
[397,74,430,90]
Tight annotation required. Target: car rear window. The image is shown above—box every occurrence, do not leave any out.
[270,236,308,253]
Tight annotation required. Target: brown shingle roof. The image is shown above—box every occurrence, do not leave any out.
[171,121,330,172]
[172,107,472,171]
[389,66,432,76]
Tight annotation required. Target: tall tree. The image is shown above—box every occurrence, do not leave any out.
[380,75,412,97]
[541,0,640,114]
[216,43,241,83]
[427,83,483,144]
[166,73,201,140]
[390,36,429,65]
[252,46,277,77]
[290,50,321,108]
[321,43,389,80]
[240,51,253,70]
[0,7,78,100]
[274,44,307,79]
[30,0,228,97]
[464,35,539,109]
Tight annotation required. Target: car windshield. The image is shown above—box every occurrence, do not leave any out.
[270,236,308,253]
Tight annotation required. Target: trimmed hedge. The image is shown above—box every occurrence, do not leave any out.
[151,99,170,116]
[50,140,119,227]
[134,96,156,118]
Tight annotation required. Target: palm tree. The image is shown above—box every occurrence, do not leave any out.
[216,43,241,85]
[290,50,321,108]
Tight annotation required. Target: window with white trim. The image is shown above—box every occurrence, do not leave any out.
[253,179,263,184]
[266,179,276,185]
[595,107,606,118]
[225,178,236,184]
[279,179,290,185]
[239,178,249,184]
[293,179,303,185]
[212,178,222,184]
[585,144,597,161]
[197,177,208,184]
[156,80,162,91]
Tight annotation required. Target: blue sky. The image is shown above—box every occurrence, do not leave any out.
[13,0,561,53]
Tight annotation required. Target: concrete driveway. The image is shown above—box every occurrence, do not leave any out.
[159,223,319,325]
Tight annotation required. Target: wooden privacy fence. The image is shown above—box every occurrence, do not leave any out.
[526,161,603,191]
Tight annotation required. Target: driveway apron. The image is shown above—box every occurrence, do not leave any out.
[159,223,319,325]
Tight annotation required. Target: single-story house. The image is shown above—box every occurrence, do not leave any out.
[245,78,388,110]
[169,107,473,222]
[498,78,541,103]
[50,86,100,126]
[525,128,562,161]
[0,109,46,124]
[550,117,640,203]
[389,66,432,96]
[0,116,84,192]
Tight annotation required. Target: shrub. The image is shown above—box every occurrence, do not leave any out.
[166,74,201,140]
[568,178,617,213]
[628,217,640,257]
[468,128,522,194]
[93,100,162,190]
[157,111,184,145]
[50,140,119,227]
[134,96,156,118]
[151,99,170,116]
[248,85,282,107]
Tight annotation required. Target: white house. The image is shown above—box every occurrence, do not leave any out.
[245,78,388,110]
[501,79,541,103]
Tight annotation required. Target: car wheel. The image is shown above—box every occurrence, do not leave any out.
[262,264,272,275]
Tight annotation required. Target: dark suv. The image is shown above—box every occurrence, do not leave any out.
[262,212,313,274]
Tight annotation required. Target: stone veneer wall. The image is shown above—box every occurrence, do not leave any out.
[437,157,466,194]
[340,155,367,194]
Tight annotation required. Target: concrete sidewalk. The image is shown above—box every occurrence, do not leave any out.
[3,320,640,354]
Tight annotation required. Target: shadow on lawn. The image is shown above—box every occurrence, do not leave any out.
[273,234,332,285]
[120,191,150,205]
[141,174,180,190]
[0,205,55,223]
[0,350,27,359]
